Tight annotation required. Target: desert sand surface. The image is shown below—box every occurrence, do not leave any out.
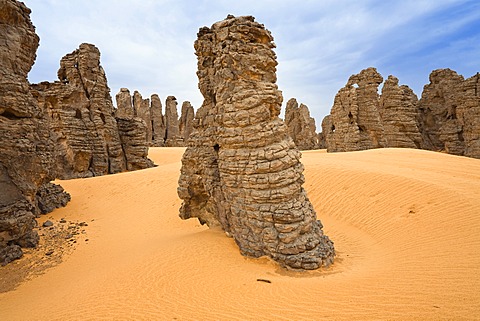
[1,147,480,320]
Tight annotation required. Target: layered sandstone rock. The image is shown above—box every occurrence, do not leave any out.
[285,98,318,150]
[324,67,386,152]
[133,91,152,144]
[418,69,480,158]
[116,117,154,170]
[178,15,335,270]
[31,44,153,179]
[31,43,127,178]
[379,75,423,149]
[164,96,183,146]
[115,88,135,119]
[151,94,166,146]
[0,0,61,264]
[179,101,194,144]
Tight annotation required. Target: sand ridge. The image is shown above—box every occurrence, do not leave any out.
[0,147,479,320]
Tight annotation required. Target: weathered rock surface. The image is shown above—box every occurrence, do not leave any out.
[321,67,479,159]
[178,15,335,270]
[115,88,135,119]
[324,67,386,152]
[35,183,71,215]
[285,98,319,150]
[116,117,154,170]
[379,75,423,149]
[31,43,127,178]
[133,90,152,144]
[418,69,480,158]
[151,94,166,146]
[179,101,194,144]
[0,0,64,265]
[164,96,183,146]
[31,44,153,178]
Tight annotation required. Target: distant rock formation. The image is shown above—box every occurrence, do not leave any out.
[0,0,67,265]
[115,90,193,147]
[324,67,387,152]
[418,69,480,158]
[321,67,480,159]
[284,98,319,150]
[178,15,335,270]
[179,101,194,144]
[116,117,154,170]
[150,94,166,146]
[379,75,423,149]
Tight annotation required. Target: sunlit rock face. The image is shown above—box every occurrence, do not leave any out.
[177,15,335,270]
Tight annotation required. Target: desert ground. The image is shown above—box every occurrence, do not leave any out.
[1,147,479,320]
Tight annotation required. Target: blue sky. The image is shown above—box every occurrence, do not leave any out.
[25,0,480,123]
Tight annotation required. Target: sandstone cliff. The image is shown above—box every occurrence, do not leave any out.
[151,94,166,146]
[177,15,335,270]
[285,98,319,150]
[179,101,194,144]
[0,0,66,264]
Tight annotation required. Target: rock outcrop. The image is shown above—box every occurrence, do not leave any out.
[285,98,319,150]
[115,88,135,119]
[179,101,194,144]
[0,0,64,265]
[321,67,479,159]
[177,15,335,270]
[164,96,183,146]
[116,117,154,170]
[133,91,152,144]
[324,67,386,152]
[379,75,423,149]
[31,44,153,179]
[151,94,166,146]
[418,69,480,158]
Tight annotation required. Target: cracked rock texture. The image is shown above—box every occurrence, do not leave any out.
[418,69,480,158]
[177,15,335,270]
[31,43,153,178]
[151,94,166,146]
[285,98,319,150]
[321,67,480,157]
[164,96,183,146]
[0,0,66,265]
[179,101,194,144]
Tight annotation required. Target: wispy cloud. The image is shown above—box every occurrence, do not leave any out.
[25,0,479,123]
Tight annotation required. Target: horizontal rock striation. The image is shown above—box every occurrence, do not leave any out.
[178,15,335,270]
[0,0,66,265]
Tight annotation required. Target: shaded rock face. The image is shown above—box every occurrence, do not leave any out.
[164,96,183,146]
[179,101,194,144]
[285,98,318,150]
[116,117,154,170]
[0,0,61,265]
[35,183,71,215]
[379,75,422,149]
[31,43,127,179]
[418,69,480,158]
[325,67,386,152]
[115,88,135,119]
[178,15,335,270]
[151,94,166,146]
[133,90,152,144]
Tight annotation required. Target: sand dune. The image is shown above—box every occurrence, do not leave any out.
[1,147,480,320]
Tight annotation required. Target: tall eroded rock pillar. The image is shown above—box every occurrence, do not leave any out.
[178,15,335,270]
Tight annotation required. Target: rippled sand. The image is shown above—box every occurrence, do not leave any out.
[1,147,479,320]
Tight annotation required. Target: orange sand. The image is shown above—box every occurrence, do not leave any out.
[1,147,480,320]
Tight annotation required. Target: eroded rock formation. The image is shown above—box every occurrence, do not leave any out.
[324,67,386,152]
[379,75,422,149]
[285,98,319,150]
[151,94,166,146]
[418,69,480,158]
[179,101,194,144]
[177,15,335,270]
[116,117,154,170]
[31,44,153,178]
[0,0,64,264]
[133,91,152,144]
[164,96,183,146]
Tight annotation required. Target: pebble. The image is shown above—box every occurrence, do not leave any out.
[42,220,54,227]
